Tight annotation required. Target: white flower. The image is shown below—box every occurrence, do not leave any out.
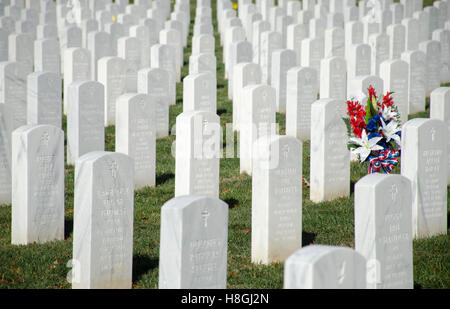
[381,118,401,145]
[350,130,384,162]
[381,106,396,121]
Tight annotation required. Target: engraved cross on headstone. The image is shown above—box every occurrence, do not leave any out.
[430,127,436,142]
[201,209,210,228]
[390,184,398,202]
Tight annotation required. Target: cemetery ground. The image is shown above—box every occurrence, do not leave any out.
[0,0,449,289]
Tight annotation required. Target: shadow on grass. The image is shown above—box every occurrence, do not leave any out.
[223,198,239,209]
[65,218,73,239]
[156,173,175,185]
[217,108,227,116]
[133,254,158,283]
[302,231,316,247]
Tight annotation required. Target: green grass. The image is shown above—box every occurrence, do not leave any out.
[0,0,449,289]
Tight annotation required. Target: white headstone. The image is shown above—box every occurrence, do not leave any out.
[369,33,389,77]
[419,40,441,96]
[401,50,426,114]
[320,56,347,103]
[0,103,11,205]
[27,72,62,129]
[34,38,61,74]
[232,62,262,132]
[284,245,367,289]
[73,151,134,289]
[175,111,220,198]
[67,81,105,165]
[347,43,371,80]
[401,118,447,238]
[63,48,91,114]
[260,31,282,85]
[286,67,319,141]
[137,68,170,138]
[117,36,141,92]
[355,174,413,289]
[271,49,296,113]
[240,85,277,175]
[0,61,31,131]
[151,44,176,105]
[430,88,450,185]
[87,31,113,81]
[98,56,127,126]
[159,195,228,289]
[183,72,217,114]
[310,99,350,202]
[252,135,302,265]
[379,59,409,124]
[116,93,156,189]
[11,124,64,245]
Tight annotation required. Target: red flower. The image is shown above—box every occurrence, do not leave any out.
[382,91,394,108]
[368,85,377,100]
[347,99,366,138]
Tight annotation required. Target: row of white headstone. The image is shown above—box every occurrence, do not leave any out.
[216,0,449,289]
[0,0,448,289]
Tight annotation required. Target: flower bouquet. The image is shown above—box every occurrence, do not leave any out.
[346,86,402,174]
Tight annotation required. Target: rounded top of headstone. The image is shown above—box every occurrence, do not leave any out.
[285,245,365,266]
[162,195,228,211]
[356,173,410,187]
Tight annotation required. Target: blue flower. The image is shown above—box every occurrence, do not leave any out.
[368,132,381,139]
[373,114,384,123]
[365,119,378,132]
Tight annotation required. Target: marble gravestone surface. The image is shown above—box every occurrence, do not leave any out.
[9,33,34,73]
[286,23,308,66]
[116,93,156,190]
[251,135,302,265]
[301,37,325,77]
[260,31,282,85]
[284,245,366,289]
[419,40,441,96]
[72,151,134,289]
[175,111,220,198]
[430,88,450,185]
[310,99,350,203]
[63,48,91,115]
[347,43,371,81]
[189,53,217,78]
[347,75,384,103]
[401,50,426,114]
[232,62,262,132]
[271,49,296,114]
[402,118,447,238]
[320,56,347,103]
[0,104,11,205]
[0,61,31,131]
[240,85,277,175]
[98,56,127,126]
[67,81,105,166]
[34,38,60,74]
[151,44,176,106]
[286,67,318,142]
[27,72,62,129]
[137,68,170,138]
[159,195,228,289]
[192,34,215,56]
[379,59,409,125]
[183,72,217,114]
[11,124,64,245]
[118,36,141,93]
[87,31,113,81]
[355,174,413,289]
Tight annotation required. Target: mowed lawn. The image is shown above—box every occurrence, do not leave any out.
[0,0,448,289]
